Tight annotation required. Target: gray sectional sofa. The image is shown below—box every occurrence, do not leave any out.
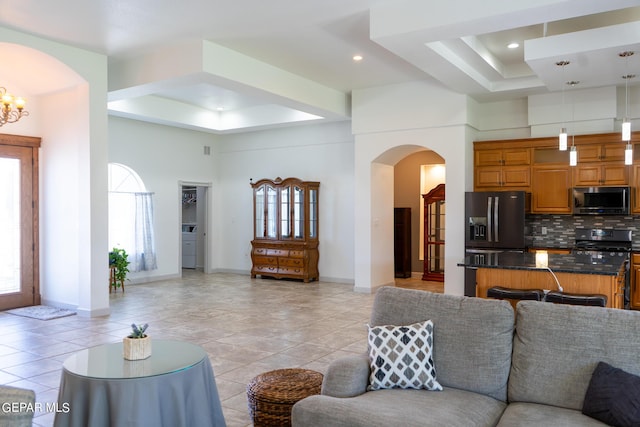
[292,287,640,426]
[0,385,35,427]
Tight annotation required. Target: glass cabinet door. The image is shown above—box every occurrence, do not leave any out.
[423,184,445,282]
[309,188,318,239]
[266,185,277,238]
[293,186,304,239]
[281,186,291,238]
[255,186,265,238]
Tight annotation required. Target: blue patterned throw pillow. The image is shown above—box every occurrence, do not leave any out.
[367,320,442,391]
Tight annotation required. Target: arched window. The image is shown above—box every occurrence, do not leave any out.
[108,163,157,272]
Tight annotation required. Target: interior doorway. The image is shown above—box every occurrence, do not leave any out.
[180,183,209,272]
[0,137,41,310]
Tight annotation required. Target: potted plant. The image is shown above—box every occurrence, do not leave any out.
[123,323,151,360]
[109,247,130,292]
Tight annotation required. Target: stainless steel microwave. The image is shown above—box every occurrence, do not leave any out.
[573,186,630,215]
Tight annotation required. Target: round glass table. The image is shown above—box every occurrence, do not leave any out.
[54,339,226,427]
[62,339,206,379]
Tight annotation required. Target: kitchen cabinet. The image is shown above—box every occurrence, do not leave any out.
[531,165,572,214]
[632,253,640,309]
[474,132,640,215]
[474,165,530,190]
[631,164,640,214]
[475,148,531,167]
[474,147,531,191]
[573,162,628,186]
[576,143,626,162]
[476,267,625,309]
[250,177,319,282]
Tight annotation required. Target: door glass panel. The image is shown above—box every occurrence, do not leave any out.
[309,189,318,239]
[255,186,265,238]
[281,186,290,238]
[294,186,304,239]
[0,158,20,294]
[266,186,277,238]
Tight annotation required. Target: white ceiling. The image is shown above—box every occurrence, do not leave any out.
[1,0,639,133]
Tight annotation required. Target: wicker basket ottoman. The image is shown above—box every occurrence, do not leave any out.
[247,368,323,426]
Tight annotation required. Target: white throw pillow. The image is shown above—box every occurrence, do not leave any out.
[367,320,442,391]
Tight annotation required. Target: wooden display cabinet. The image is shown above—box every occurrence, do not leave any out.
[250,177,319,282]
[422,184,445,282]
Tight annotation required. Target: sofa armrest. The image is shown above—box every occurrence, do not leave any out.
[321,353,370,398]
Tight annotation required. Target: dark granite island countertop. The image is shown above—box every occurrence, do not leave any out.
[458,252,627,276]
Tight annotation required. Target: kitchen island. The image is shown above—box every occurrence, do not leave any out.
[459,252,627,309]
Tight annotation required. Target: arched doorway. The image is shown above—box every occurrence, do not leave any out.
[353,127,471,296]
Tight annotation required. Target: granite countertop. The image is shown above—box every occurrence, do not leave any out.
[458,252,626,276]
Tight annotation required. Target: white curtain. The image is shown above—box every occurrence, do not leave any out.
[132,192,157,272]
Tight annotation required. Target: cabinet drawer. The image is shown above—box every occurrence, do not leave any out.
[267,249,289,257]
[254,265,278,273]
[278,266,304,275]
[254,256,278,266]
[289,250,304,258]
[279,258,304,267]
[633,253,640,264]
[253,248,268,256]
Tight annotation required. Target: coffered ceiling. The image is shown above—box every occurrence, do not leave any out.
[0,0,639,133]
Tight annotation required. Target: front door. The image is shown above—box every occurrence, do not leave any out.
[0,135,40,310]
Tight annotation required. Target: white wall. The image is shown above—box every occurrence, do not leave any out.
[109,118,355,284]
[352,80,472,294]
[1,27,109,317]
[108,116,217,282]
[213,121,355,283]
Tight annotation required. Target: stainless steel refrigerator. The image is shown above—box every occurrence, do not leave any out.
[464,191,527,296]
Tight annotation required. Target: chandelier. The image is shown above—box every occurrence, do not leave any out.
[0,87,28,126]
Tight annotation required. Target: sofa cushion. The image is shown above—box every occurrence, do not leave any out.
[509,301,640,411]
[369,287,514,401]
[367,320,442,391]
[293,387,507,427]
[496,402,607,427]
[582,361,640,427]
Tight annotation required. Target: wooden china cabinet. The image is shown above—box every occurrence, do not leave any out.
[422,184,445,282]
[250,177,320,282]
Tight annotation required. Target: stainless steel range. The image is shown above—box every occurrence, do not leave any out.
[573,228,632,309]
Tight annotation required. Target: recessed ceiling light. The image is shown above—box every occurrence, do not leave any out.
[217,107,224,111]
[353,55,363,62]
[507,42,519,49]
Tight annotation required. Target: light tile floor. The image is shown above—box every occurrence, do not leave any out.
[0,271,442,427]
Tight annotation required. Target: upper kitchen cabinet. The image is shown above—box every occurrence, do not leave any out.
[531,148,571,214]
[573,162,628,186]
[572,140,628,186]
[475,148,531,167]
[474,145,531,191]
[576,142,625,162]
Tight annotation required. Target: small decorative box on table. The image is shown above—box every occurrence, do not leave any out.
[247,368,323,426]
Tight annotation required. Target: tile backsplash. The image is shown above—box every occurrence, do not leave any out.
[526,215,640,249]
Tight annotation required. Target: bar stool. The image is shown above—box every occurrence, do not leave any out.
[545,291,607,307]
[486,286,546,310]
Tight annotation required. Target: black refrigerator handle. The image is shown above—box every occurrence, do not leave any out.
[487,197,492,242]
[494,196,499,242]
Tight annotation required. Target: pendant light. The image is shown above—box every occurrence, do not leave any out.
[567,80,579,166]
[569,140,577,166]
[620,51,634,142]
[556,60,570,151]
